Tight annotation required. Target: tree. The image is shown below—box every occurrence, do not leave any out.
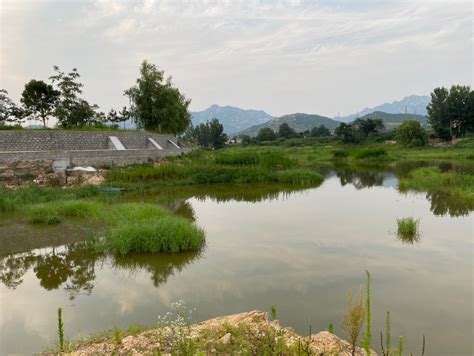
[335,123,362,143]
[256,127,276,141]
[125,60,191,134]
[0,89,24,125]
[427,85,474,139]
[311,125,331,137]
[50,66,101,128]
[208,118,227,149]
[20,80,60,128]
[278,122,297,138]
[193,118,227,149]
[396,120,428,147]
[352,118,384,136]
[240,135,251,146]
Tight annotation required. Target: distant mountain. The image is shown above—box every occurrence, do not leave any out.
[191,105,272,135]
[338,95,430,123]
[239,113,341,137]
[358,111,428,130]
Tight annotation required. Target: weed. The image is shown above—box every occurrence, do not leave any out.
[328,322,334,333]
[341,286,366,356]
[270,305,277,321]
[114,327,121,345]
[57,308,65,352]
[361,270,372,353]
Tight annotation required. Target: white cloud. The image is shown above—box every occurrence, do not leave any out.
[1,0,472,116]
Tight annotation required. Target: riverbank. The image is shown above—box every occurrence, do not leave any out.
[43,310,375,355]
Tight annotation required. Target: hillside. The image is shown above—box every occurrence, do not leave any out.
[239,113,341,137]
[338,95,430,122]
[359,111,428,129]
[191,105,272,135]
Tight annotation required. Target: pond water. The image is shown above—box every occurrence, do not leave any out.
[0,165,472,355]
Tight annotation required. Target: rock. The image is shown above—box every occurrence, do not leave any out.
[308,331,376,356]
[219,332,232,344]
[49,311,377,356]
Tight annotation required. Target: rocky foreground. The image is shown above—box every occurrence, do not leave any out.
[53,310,376,355]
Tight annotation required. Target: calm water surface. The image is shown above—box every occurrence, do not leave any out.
[1,167,472,355]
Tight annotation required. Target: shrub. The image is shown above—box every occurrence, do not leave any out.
[397,120,428,147]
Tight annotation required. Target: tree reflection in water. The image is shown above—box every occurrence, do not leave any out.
[329,161,473,217]
[0,242,203,299]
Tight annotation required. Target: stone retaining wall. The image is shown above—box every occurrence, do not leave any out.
[0,130,179,151]
[0,130,191,166]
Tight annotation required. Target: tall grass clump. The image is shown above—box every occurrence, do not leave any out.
[396,217,420,244]
[215,151,295,169]
[354,148,388,160]
[107,215,205,255]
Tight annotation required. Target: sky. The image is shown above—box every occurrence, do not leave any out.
[0,0,472,117]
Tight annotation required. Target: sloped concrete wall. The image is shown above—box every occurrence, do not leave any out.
[0,130,190,166]
[0,130,180,151]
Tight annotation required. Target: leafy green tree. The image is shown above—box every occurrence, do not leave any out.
[194,122,211,147]
[427,85,474,139]
[50,66,101,128]
[0,89,24,125]
[311,124,331,137]
[278,122,297,138]
[193,118,227,149]
[125,60,191,134]
[20,80,60,128]
[256,127,277,141]
[335,123,362,143]
[208,118,227,149]
[240,134,251,146]
[396,120,428,147]
[353,118,384,136]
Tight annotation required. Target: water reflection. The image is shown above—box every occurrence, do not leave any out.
[0,242,203,296]
[322,161,474,217]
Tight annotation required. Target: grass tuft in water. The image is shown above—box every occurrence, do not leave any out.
[107,215,205,255]
[396,217,420,244]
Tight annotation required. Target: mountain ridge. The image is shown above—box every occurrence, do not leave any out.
[336,95,430,122]
[190,105,272,135]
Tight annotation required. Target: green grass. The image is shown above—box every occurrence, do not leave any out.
[27,200,102,224]
[353,147,388,160]
[107,215,205,255]
[22,200,205,255]
[396,218,420,243]
[398,167,474,212]
[107,149,323,189]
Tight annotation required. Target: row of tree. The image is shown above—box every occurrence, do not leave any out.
[252,123,331,142]
[0,60,191,134]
